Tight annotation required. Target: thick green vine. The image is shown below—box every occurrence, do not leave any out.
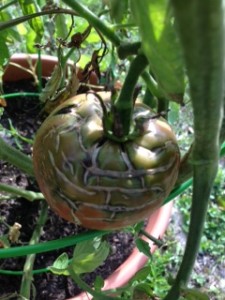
[164,1,225,299]
[109,53,149,140]
[0,137,34,177]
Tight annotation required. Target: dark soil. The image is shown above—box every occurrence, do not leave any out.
[0,80,135,299]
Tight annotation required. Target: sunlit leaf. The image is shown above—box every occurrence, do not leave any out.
[26,29,36,53]
[0,36,9,66]
[48,252,70,276]
[71,238,110,274]
[130,0,184,102]
[56,13,68,40]
[39,63,64,103]
[16,23,27,35]
[18,0,44,42]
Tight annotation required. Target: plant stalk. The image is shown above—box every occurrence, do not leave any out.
[19,201,48,299]
[0,0,17,11]
[112,53,149,139]
[62,0,121,47]
[0,183,44,201]
[164,0,225,298]
[140,229,163,248]
[117,42,141,59]
[0,8,79,31]
[0,137,34,177]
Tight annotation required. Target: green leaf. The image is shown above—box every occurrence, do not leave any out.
[48,252,70,276]
[0,11,22,42]
[39,62,64,103]
[71,237,110,274]
[25,29,37,53]
[133,221,145,234]
[131,266,151,282]
[182,288,210,300]
[168,101,180,125]
[55,13,68,39]
[133,283,152,299]
[18,0,44,42]
[130,0,184,102]
[108,0,128,23]
[135,238,152,258]
[0,36,9,66]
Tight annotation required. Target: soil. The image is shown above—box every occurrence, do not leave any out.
[0,80,135,299]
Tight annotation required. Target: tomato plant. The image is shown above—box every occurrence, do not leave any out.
[0,0,225,299]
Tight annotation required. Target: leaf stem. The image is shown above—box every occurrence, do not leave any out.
[0,183,44,201]
[112,53,148,139]
[163,0,225,298]
[140,229,163,248]
[62,0,121,47]
[0,8,79,31]
[0,137,34,177]
[117,42,141,59]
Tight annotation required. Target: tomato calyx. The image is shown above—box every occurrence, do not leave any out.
[94,92,165,143]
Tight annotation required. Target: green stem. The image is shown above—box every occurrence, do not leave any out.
[37,48,43,93]
[141,70,163,99]
[0,230,109,259]
[0,137,34,177]
[143,88,157,109]
[112,53,149,139]
[3,92,39,98]
[117,42,141,59]
[157,98,169,119]
[219,100,225,143]
[0,8,79,31]
[62,48,76,67]
[111,23,137,30]
[62,0,121,47]
[175,144,193,187]
[0,183,44,201]
[164,1,224,299]
[0,0,17,11]
[140,229,163,248]
[19,201,48,299]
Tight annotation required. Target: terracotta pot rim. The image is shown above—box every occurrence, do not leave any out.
[3,53,174,300]
[3,53,74,82]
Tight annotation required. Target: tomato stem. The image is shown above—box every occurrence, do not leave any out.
[163,0,225,299]
[117,41,141,59]
[111,53,148,140]
[0,137,34,177]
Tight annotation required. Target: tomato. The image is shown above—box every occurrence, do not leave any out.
[33,92,180,230]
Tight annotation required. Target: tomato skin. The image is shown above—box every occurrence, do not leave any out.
[33,92,180,230]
